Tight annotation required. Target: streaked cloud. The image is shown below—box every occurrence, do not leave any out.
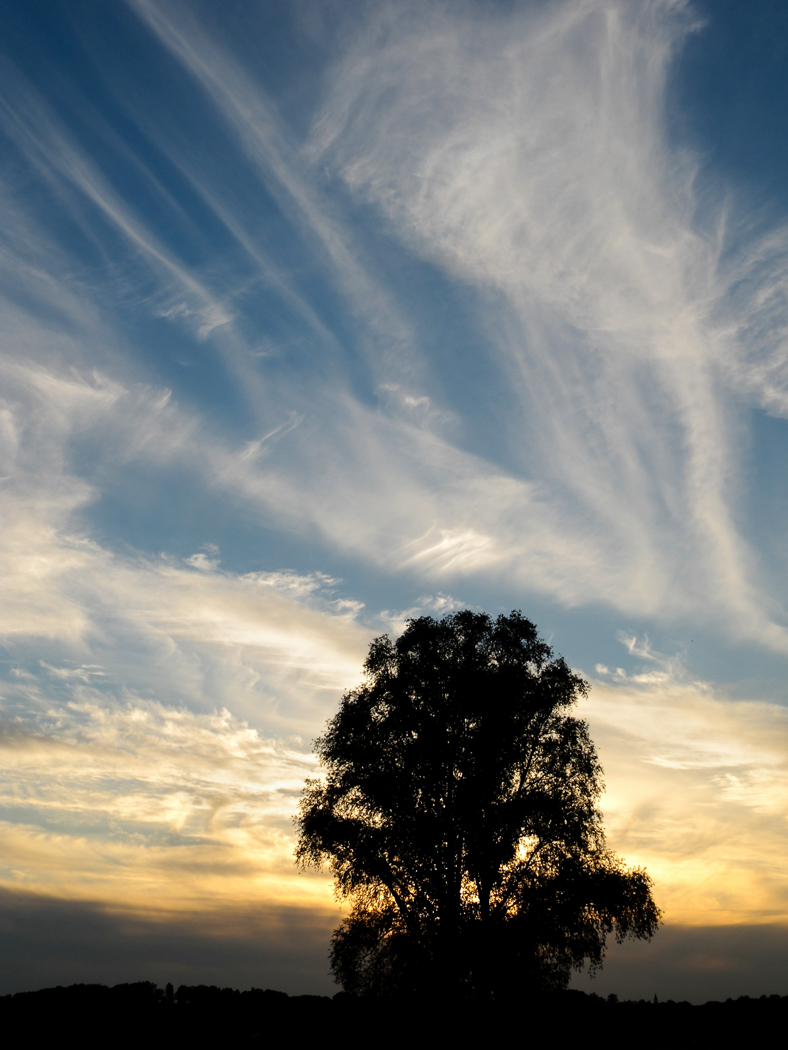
[306,0,788,642]
[586,642,788,925]
[3,0,786,640]
[0,694,334,911]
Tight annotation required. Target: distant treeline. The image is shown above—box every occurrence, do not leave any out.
[1,982,786,1046]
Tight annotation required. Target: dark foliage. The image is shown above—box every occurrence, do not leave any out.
[1,982,786,1049]
[296,610,660,998]
[0,982,331,1047]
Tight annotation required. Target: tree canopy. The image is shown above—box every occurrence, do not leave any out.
[295,610,659,999]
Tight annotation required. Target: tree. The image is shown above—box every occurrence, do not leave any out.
[295,610,659,999]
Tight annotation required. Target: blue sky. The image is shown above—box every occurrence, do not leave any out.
[2,0,788,1001]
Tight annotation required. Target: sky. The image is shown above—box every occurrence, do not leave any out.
[1,0,788,1003]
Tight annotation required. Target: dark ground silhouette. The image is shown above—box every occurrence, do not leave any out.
[1,981,785,1047]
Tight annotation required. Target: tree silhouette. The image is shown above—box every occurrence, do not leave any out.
[296,610,659,999]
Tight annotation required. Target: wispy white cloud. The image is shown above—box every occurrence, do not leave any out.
[0,355,370,731]
[586,639,788,924]
[0,77,235,342]
[0,504,370,733]
[0,693,334,910]
[719,224,788,417]
[127,0,422,389]
[4,0,788,647]
[378,591,469,637]
[302,0,788,643]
